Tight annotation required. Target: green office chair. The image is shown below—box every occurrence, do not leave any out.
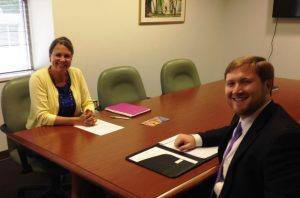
[160,58,201,94]
[97,66,147,110]
[1,76,69,197]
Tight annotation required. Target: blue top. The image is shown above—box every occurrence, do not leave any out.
[57,77,76,117]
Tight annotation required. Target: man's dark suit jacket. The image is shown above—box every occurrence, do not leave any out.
[200,101,300,198]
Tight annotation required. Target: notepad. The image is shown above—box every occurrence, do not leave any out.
[74,119,123,136]
[105,102,151,117]
[126,135,218,178]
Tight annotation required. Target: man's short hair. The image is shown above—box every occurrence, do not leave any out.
[224,56,274,82]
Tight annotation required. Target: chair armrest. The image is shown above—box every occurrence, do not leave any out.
[1,123,11,134]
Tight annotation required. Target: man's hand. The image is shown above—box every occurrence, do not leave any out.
[174,134,196,151]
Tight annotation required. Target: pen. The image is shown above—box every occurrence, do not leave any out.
[110,115,130,120]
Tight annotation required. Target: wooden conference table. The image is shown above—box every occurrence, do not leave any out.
[8,78,300,198]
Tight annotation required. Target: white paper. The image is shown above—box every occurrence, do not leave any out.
[74,119,124,136]
[159,135,218,159]
[129,146,198,164]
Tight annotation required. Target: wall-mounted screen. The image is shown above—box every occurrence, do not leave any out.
[273,0,300,18]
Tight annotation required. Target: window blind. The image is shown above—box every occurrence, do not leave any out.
[0,0,33,75]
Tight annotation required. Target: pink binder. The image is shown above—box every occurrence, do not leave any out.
[105,102,151,117]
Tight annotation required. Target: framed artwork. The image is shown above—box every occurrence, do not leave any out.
[139,0,186,24]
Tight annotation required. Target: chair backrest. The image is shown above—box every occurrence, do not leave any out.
[97,66,147,109]
[160,58,201,94]
[1,75,30,133]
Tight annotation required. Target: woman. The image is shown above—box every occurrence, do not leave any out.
[26,36,96,129]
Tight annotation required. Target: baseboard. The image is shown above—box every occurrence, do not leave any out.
[0,150,9,160]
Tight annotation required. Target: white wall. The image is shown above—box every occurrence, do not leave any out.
[222,0,300,79]
[51,0,224,99]
[29,0,55,68]
[1,0,300,152]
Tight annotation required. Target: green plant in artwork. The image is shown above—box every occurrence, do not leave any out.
[145,0,182,18]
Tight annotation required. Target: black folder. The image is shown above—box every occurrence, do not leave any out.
[126,144,217,178]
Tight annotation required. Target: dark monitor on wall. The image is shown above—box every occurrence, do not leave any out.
[272,0,300,18]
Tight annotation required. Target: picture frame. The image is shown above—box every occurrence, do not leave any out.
[139,0,186,24]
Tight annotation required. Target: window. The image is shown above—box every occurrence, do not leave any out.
[0,0,32,75]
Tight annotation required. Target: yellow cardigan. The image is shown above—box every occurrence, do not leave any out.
[26,67,94,129]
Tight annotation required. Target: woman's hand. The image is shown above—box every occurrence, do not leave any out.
[80,109,97,126]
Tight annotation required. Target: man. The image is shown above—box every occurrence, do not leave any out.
[174,56,300,198]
